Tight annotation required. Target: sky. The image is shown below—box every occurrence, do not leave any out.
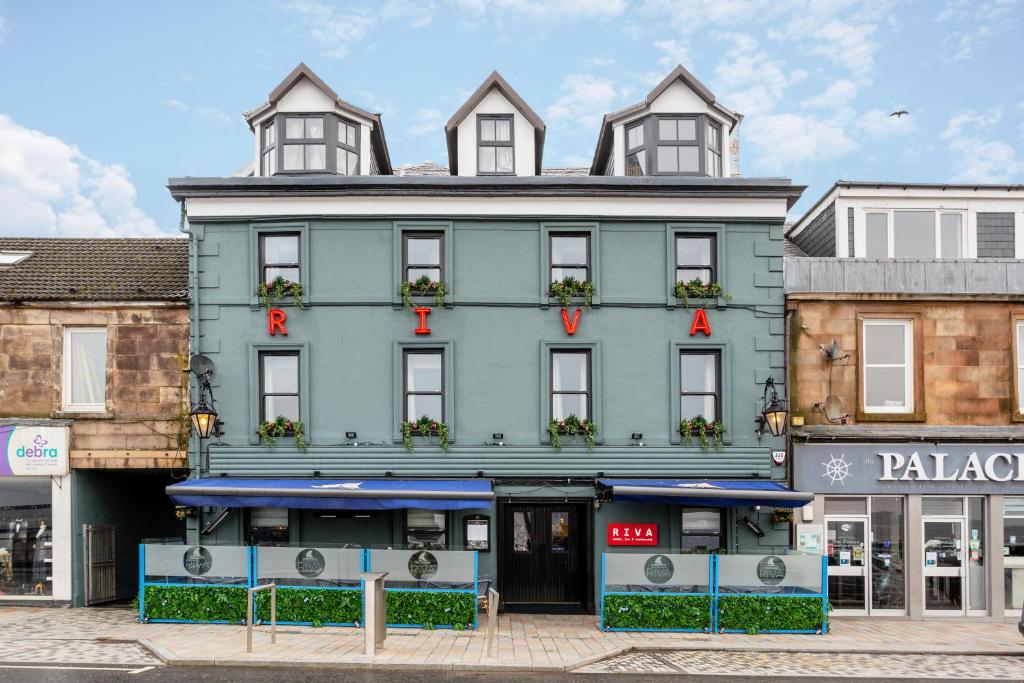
[0,0,1022,237]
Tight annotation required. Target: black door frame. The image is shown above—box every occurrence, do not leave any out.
[497,497,595,614]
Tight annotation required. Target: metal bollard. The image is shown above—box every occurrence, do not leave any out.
[246,583,278,654]
[361,572,389,656]
[485,588,499,657]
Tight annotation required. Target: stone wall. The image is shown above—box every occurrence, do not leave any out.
[0,305,190,468]
[789,299,1020,426]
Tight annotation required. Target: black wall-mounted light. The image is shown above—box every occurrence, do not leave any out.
[631,432,643,440]
[757,376,788,438]
[492,433,504,440]
[189,354,220,439]
[345,432,357,439]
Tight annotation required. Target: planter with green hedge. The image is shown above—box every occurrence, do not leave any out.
[255,587,362,626]
[602,594,712,631]
[716,595,828,634]
[142,585,248,623]
[385,590,476,629]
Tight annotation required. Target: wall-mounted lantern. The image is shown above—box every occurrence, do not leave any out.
[757,376,788,438]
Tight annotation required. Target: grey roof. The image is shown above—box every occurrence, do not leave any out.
[168,174,805,208]
[0,238,188,303]
[395,162,590,177]
[783,238,808,257]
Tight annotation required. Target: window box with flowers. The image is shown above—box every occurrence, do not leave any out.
[257,416,306,451]
[401,415,450,452]
[401,276,447,309]
[549,277,594,310]
[679,416,725,450]
[548,414,597,450]
[674,279,731,309]
[772,508,794,524]
[257,276,306,310]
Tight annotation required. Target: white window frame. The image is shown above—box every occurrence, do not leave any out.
[62,327,107,412]
[859,209,967,258]
[862,319,913,414]
[1016,321,1024,414]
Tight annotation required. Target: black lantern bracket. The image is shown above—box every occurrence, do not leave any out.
[756,375,788,439]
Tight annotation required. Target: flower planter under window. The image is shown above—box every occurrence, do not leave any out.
[679,416,725,450]
[401,416,450,452]
[549,277,594,310]
[400,276,447,309]
[257,276,305,309]
[674,279,730,309]
[257,416,306,450]
[548,415,597,450]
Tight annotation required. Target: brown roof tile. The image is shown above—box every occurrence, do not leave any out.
[0,238,189,303]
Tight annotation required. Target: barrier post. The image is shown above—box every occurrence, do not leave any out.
[137,544,145,623]
[711,554,719,633]
[485,587,499,657]
[362,571,389,656]
[821,554,829,635]
[246,583,277,653]
[473,551,479,630]
[599,553,606,631]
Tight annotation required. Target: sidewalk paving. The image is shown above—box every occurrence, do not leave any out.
[0,607,1021,672]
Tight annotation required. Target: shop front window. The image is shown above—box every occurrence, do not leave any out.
[406,509,446,550]
[1004,497,1024,611]
[680,508,721,552]
[247,507,288,545]
[870,496,905,611]
[0,478,53,596]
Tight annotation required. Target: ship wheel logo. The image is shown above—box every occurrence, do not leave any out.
[822,453,852,485]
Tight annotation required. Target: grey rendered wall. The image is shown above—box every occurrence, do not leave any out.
[790,201,836,257]
[977,212,1015,258]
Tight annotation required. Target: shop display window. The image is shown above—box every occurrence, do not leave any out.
[1003,497,1024,611]
[680,508,722,552]
[406,509,447,550]
[246,507,288,545]
[0,478,52,596]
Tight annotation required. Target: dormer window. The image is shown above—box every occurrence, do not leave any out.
[620,114,725,177]
[283,116,327,171]
[477,114,514,175]
[260,113,362,176]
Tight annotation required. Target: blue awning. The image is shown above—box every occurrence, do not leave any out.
[598,479,812,508]
[166,478,493,510]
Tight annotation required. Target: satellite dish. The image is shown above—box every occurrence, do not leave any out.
[190,354,216,377]
[823,394,846,423]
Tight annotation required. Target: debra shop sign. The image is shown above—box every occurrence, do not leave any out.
[607,523,658,546]
[0,425,70,477]
[794,443,1024,494]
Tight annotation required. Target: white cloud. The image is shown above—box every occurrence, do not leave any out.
[546,74,624,127]
[408,108,444,136]
[644,0,778,34]
[163,100,231,124]
[802,79,858,109]
[469,0,626,18]
[713,32,806,116]
[935,0,1019,62]
[584,57,616,67]
[163,99,189,112]
[941,107,1023,182]
[654,39,689,67]
[0,115,164,237]
[284,0,436,59]
[0,15,7,45]
[743,113,857,171]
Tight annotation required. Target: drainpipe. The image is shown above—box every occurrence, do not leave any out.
[179,199,201,545]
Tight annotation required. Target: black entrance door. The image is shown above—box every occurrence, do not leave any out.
[499,501,590,613]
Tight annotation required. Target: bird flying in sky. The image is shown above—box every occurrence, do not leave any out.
[889,110,909,118]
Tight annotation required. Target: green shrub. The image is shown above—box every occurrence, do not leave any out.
[385,590,476,629]
[602,594,712,630]
[142,585,247,623]
[716,596,827,633]
[255,587,362,626]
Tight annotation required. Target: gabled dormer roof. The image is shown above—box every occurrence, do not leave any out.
[589,64,741,175]
[445,70,546,175]
[244,62,393,174]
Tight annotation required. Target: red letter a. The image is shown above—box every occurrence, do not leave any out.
[561,308,581,336]
[690,308,711,336]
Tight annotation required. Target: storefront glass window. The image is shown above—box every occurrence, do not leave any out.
[513,511,532,552]
[967,497,986,612]
[870,497,904,611]
[550,512,570,553]
[247,507,289,545]
[1003,497,1024,610]
[922,496,963,516]
[406,509,446,550]
[680,508,721,552]
[0,478,52,596]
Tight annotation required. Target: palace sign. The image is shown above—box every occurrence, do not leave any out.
[607,523,658,546]
[794,443,1024,494]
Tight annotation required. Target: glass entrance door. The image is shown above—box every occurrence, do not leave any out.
[826,517,868,614]
[923,518,965,615]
